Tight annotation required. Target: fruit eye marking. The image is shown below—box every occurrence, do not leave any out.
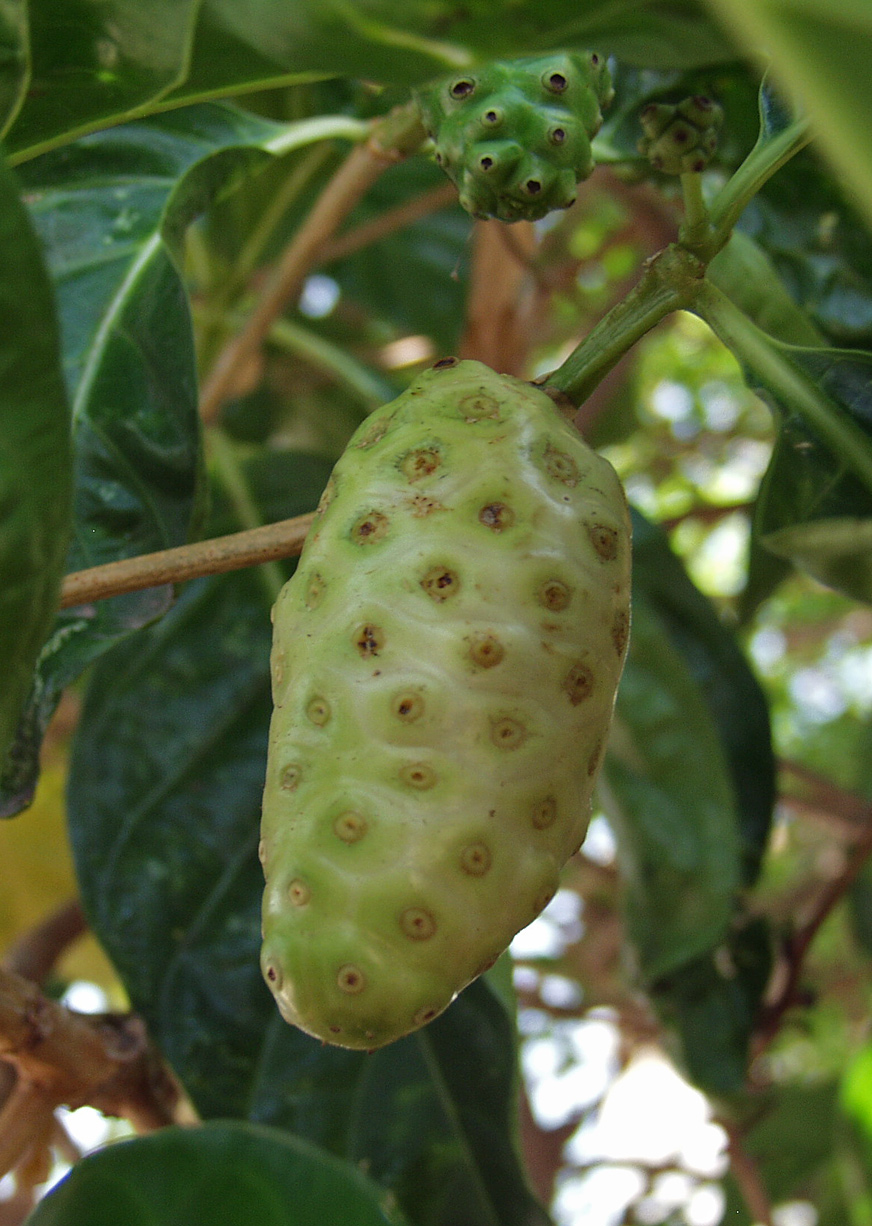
[490,717,527,749]
[538,579,572,611]
[420,565,459,601]
[532,796,558,829]
[306,696,331,726]
[467,634,504,669]
[542,444,580,486]
[351,511,389,544]
[337,965,366,994]
[544,70,568,92]
[392,691,425,722]
[264,961,281,987]
[354,623,385,657]
[305,573,325,609]
[334,811,368,843]
[479,155,494,170]
[478,502,514,531]
[432,355,459,369]
[400,762,438,790]
[564,663,594,705]
[588,522,619,560]
[400,907,437,939]
[459,392,500,420]
[550,127,567,144]
[279,763,301,790]
[482,109,501,125]
[449,78,475,99]
[524,178,542,195]
[288,879,310,906]
[400,447,441,481]
[460,842,491,876]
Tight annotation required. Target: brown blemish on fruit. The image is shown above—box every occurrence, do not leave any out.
[337,965,366,994]
[264,961,282,988]
[612,609,630,655]
[354,623,384,658]
[351,511,389,545]
[588,522,619,561]
[279,763,301,790]
[543,443,579,486]
[532,796,557,830]
[421,565,459,601]
[393,691,425,722]
[408,494,444,517]
[305,573,325,610]
[400,447,441,481]
[432,356,459,369]
[587,739,604,777]
[306,696,331,726]
[564,663,594,705]
[355,418,390,449]
[478,502,514,531]
[468,634,504,669]
[491,717,527,750]
[400,762,438,790]
[460,392,500,420]
[460,842,491,876]
[334,811,368,843]
[288,879,310,907]
[414,1005,439,1025]
[538,579,571,611]
[400,907,436,939]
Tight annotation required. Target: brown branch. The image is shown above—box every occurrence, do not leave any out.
[319,181,458,264]
[60,513,314,609]
[3,901,86,984]
[723,1120,774,1226]
[198,103,426,423]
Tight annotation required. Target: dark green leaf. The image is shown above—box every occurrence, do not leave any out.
[631,510,775,885]
[601,595,742,980]
[27,1121,407,1226]
[708,231,825,347]
[0,1,27,137]
[0,153,71,771]
[650,915,772,1094]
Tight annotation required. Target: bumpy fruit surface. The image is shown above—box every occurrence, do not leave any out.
[260,359,631,1049]
[415,53,613,222]
[637,96,723,175]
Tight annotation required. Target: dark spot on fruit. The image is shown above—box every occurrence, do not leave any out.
[400,447,441,481]
[478,501,514,531]
[532,796,557,830]
[538,579,571,611]
[480,155,494,170]
[421,565,459,601]
[491,717,527,749]
[414,1005,439,1025]
[587,740,604,777]
[400,907,436,939]
[543,443,580,486]
[351,511,389,544]
[307,696,331,726]
[591,53,600,65]
[588,522,619,560]
[408,494,443,517]
[525,178,542,195]
[393,691,425,722]
[672,125,691,144]
[334,811,368,843]
[305,573,325,609]
[483,108,501,125]
[460,842,491,876]
[279,763,301,790]
[612,609,630,655]
[450,78,475,99]
[329,1025,342,1034]
[564,663,594,705]
[545,71,568,92]
[432,356,459,369]
[468,634,504,669]
[288,879,310,906]
[337,965,366,994]
[459,392,500,419]
[400,762,437,790]
[265,962,280,986]
[550,127,567,144]
[354,623,385,657]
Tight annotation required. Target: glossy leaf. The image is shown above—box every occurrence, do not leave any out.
[0,1,27,137]
[601,595,742,980]
[703,0,872,231]
[27,1121,407,1226]
[697,284,872,604]
[66,452,546,1226]
[631,510,775,886]
[1,103,361,816]
[0,153,71,769]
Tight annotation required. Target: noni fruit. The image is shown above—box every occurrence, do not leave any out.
[260,359,631,1049]
[637,96,723,175]
[415,53,613,222]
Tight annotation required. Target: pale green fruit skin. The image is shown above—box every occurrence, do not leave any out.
[260,359,631,1049]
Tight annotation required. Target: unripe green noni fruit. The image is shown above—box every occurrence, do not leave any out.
[415,52,613,222]
[260,359,631,1049]
[637,95,723,175]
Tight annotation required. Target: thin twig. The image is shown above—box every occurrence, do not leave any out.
[319,181,458,264]
[198,103,426,423]
[723,1120,774,1226]
[60,513,314,609]
[3,901,86,984]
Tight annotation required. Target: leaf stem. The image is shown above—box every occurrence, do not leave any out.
[60,515,313,609]
[198,102,427,423]
[678,171,711,250]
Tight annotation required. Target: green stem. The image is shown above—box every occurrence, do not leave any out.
[695,280,872,491]
[679,171,711,251]
[207,427,287,605]
[545,244,706,405]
